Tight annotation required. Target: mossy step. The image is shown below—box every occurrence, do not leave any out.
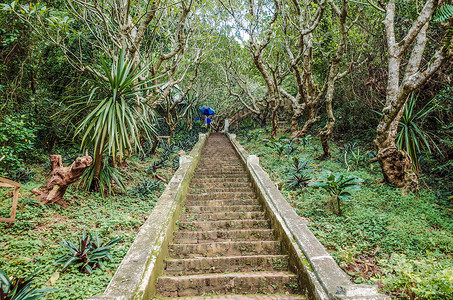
[180,211,264,222]
[156,272,299,297]
[164,255,289,276]
[188,187,254,194]
[184,205,262,213]
[160,294,306,300]
[178,219,270,231]
[184,199,260,207]
[191,182,252,189]
[186,192,256,200]
[173,229,275,243]
[191,178,250,183]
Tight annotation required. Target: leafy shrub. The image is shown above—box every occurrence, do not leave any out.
[308,171,363,216]
[55,231,121,275]
[130,179,163,198]
[78,158,126,196]
[263,138,294,156]
[0,269,53,299]
[0,116,37,179]
[379,253,453,299]
[294,134,313,149]
[337,142,375,171]
[285,157,313,190]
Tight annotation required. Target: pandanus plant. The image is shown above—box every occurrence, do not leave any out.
[73,48,161,192]
[396,94,439,174]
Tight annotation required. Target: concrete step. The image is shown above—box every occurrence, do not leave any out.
[180,211,265,222]
[156,272,299,297]
[196,165,244,170]
[178,219,270,231]
[173,229,275,244]
[186,192,256,200]
[194,175,249,180]
[189,187,254,194]
[164,255,289,275]
[161,295,306,300]
[191,178,249,183]
[184,199,259,207]
[191,182,252,189]
[168,241,280,258]
[185,205,262,213]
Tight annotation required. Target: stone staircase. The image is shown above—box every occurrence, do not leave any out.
[156,133,305,299]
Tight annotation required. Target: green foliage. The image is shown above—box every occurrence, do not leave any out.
[130,179,163,198]
[308,171,363,216]
[78,159,125,196]
[0,269,53,300]
[285,157,313,190]
[338,142,375,171]
[434,4,453,22]
[55,231,121,275]
[294,134,313,149]
[379,253,453,299]
[0,153,168,299]
[73,48,158,160]
[263,138,293,157]
[239,127,453,298]
[0,116,37,180]
[396,94,438,174]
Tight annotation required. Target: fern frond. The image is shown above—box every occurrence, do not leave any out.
[434,4,453,22]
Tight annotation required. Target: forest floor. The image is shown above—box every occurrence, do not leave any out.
[236,127,453,299]
[1,127,452,299]
[0,150,178,299]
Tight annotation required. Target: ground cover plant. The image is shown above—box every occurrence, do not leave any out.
[0,127,201,299]
[237,127,453,299]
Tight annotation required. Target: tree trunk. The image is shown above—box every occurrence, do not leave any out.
[270,108,278,139]
[32,154,93,207]
[290,107,303,139]
[377,146,418,189]
[297,103,319,138]
[320,84,336,159]
[92,137,105,191]
[375,101,418,188]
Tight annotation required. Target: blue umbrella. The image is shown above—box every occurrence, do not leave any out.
[206,118,212,124]
[200,106,215,116]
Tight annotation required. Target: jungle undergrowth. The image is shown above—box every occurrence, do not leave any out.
[0,137,189,299]
[237,126,453,299]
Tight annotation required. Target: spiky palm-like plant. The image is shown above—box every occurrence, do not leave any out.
[396,94,439,174]
[73,48,160,191]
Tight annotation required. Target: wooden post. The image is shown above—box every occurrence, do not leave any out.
[0,177,21,223]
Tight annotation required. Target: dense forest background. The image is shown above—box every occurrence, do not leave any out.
[1,0,452,191]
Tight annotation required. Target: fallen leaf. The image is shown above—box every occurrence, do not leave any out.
[45,271,59,286]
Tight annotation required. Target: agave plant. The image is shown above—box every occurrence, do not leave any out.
[55,231,121,275]
[0,269,53,300]
[396,93,439,174]
[308,171,363,216]
[72,48,161,191]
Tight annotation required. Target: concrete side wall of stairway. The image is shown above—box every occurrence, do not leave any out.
[88,133,209,300]
[227,133,390,300]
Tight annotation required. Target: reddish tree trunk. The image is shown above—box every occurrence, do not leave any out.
[32,153,93,207]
